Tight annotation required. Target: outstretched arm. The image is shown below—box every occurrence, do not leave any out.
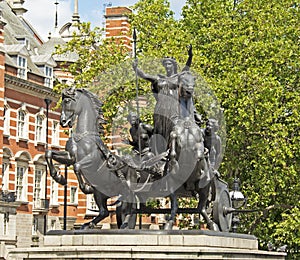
[182,45,193,71]
[133,60,158,84]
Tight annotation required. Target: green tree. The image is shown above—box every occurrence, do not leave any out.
[54,0,300,256]
[54,23,127,91]
[181,0,300,256]
[130,0,188,60]
[54,22,133,127]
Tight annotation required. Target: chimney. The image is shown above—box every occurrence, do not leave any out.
[105,6,132,51]
[8,0,27,17]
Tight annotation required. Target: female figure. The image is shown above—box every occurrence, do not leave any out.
[133,46,193,153]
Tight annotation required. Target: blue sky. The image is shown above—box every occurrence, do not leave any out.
[23,0,186,42]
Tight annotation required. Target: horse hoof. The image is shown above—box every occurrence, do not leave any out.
[53,174,67,185]
[164,221,174,230]
[80,223,90,230]
[208,222,220,232]
[120,223,129,229]
[81,222,95,230]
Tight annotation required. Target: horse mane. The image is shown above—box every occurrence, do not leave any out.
[63,87,106,134]
[81,89,106,134]
[178,71,195,84]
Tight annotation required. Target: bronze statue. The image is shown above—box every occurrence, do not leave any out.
[203,118,222,170]
[132,46,193,153]
[45,47,233,232]
[127,112,153,155]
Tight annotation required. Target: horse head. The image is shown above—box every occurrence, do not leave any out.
[60,87,80,128]
[178,71,195,100]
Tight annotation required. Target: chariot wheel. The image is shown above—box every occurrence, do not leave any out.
[212,179,232,232]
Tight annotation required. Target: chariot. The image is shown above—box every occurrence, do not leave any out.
[45,71,233,232]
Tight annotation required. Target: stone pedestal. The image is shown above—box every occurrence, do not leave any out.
[5,230,286,259]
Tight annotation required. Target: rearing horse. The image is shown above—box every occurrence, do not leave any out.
[161,71,220,230]
[45,88,136,229]
[166,117,219,231]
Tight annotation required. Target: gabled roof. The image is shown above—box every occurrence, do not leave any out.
[31,54,57,67]
[0,1,41,48]
[40,36,78,63]
[0,1,58,79]
[5,43,29,56]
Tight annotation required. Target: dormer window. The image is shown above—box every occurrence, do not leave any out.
[17,55,27,79]
[16,37,30,50]
[44,66,53,88]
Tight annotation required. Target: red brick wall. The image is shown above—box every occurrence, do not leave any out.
[105,6,132,51]
[0,20,6,173]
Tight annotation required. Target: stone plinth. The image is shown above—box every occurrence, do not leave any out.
[5,230,286,260]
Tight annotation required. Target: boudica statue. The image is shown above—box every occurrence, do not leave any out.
[46,46,233,232]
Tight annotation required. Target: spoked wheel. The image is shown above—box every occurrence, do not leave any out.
[212,179,232,232]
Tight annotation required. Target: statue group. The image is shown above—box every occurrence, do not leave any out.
[45,46,233,232]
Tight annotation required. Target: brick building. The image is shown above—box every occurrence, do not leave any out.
[0,0,75,248]
[0,0,159,252]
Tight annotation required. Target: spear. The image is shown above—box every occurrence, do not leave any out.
[133,28,142,158]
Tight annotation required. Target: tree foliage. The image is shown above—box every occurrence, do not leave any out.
[55,0,299,257]
[180,0,300,256]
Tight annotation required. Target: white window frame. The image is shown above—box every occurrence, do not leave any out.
[3,107,10,136]
[44,66,53,88]
[33,167,46,209]
[2,160,9,191]
[35,114,46,144]
[86,194,98,215]
[50,178,59,206]
[70,186,78,205]
[52,121,60,146]
[16,163,28,202]
[17,55,27,79]
[17,109,28,141]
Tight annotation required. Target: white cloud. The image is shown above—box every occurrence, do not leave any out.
[23,0,73,41]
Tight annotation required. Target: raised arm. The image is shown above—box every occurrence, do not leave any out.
[182,45,193,71]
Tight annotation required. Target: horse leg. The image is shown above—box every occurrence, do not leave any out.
[81,190,109,230]
[197,184,219,231]
[45,150,71,185]
[73,164,94,194]
[119,200,136,229]
[118,166,139,229]
[169,132,179,175]
[164,192,178,230]
[73,150,101,194]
